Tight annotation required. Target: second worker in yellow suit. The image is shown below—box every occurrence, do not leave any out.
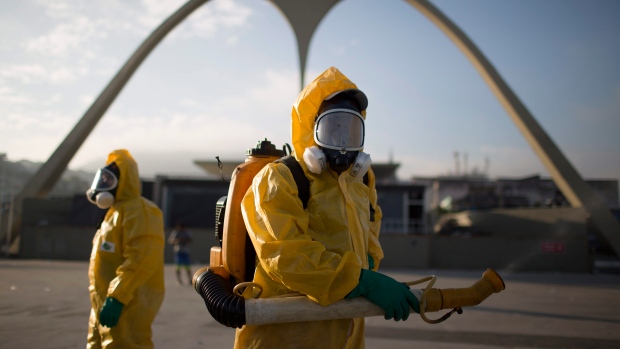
[236,67,419,348]
[85,149,165,349]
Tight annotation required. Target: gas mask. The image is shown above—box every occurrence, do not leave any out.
[303,103,371,177]
[304,145,371,177]
[86,162,120,209]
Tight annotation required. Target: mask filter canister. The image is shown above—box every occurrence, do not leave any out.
[94,191,115,209]
[349,152,371,178]
[303,146,327,174]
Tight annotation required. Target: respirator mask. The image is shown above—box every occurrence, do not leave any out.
[86,162,120,209]
[303,103,371,177]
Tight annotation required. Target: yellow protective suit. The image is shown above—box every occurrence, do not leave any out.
[87,149,165,349]
[234,67,384,349]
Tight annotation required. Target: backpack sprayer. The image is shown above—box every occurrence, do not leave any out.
[194,139,506,328]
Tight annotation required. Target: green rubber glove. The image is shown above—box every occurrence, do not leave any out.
[367,254,375,270]
[346,269,419,321]
[99,297,124,328]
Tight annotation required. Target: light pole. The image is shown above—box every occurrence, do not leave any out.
[5,193,14,257]
[0,153,6,256]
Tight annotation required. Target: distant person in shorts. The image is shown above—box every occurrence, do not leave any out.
[168,222,193,285]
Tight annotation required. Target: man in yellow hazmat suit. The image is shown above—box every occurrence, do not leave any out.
[85,149,165,349]
[236,67,419,348]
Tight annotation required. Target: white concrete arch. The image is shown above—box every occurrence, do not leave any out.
[15,0,620,254]
[404,0,620,254]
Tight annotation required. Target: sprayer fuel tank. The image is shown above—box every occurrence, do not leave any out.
[222,139,286,285]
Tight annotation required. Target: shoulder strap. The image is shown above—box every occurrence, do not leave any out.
[275,156,311,209]
[363,171,375,222]
[275,156,372,213]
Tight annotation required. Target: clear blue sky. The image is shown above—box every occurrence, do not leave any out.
[1,0,619,183]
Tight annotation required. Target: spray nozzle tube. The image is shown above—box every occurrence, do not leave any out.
[194,267,505,327]
[411,268,505,324]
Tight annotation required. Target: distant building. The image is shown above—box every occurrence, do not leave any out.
[194,159,402,184]
[162,159,427,234]
[412,174,619,213]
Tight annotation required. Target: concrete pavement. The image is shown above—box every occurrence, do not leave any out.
[1,259,619,348]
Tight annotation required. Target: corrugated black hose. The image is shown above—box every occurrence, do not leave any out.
[194,269,246,328]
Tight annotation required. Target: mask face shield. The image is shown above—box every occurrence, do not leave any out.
[86,163,120,207]
[90,168,118,192]
[314,109,365,152]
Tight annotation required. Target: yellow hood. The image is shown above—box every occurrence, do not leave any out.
[105,149,141,202]
[237,67,383,349]
[291,66,366,161]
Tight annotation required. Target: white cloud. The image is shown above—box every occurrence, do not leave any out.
[81,95,95,106]
[0,109,73,133]
[178,98,201,108]
[64,68,299,176]
[73,108,268,165]
[226,35,239,46]
[36,0,75,19]
[42,94,62,106]
[0,105,80,163]
[0,85,33,105]
[138,0,186,29]
[168,0,253,39]
[248,69,298,113]
[0,64,81,84]
[9,0,254,89]
[1,64,45,84]
[24,16,103,58]
[212,0,252,28]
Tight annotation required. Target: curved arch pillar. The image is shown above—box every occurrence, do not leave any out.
[405,0,620,254]
[269,0,340,90]
[11,0,619,256]
[7,0,210,246]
